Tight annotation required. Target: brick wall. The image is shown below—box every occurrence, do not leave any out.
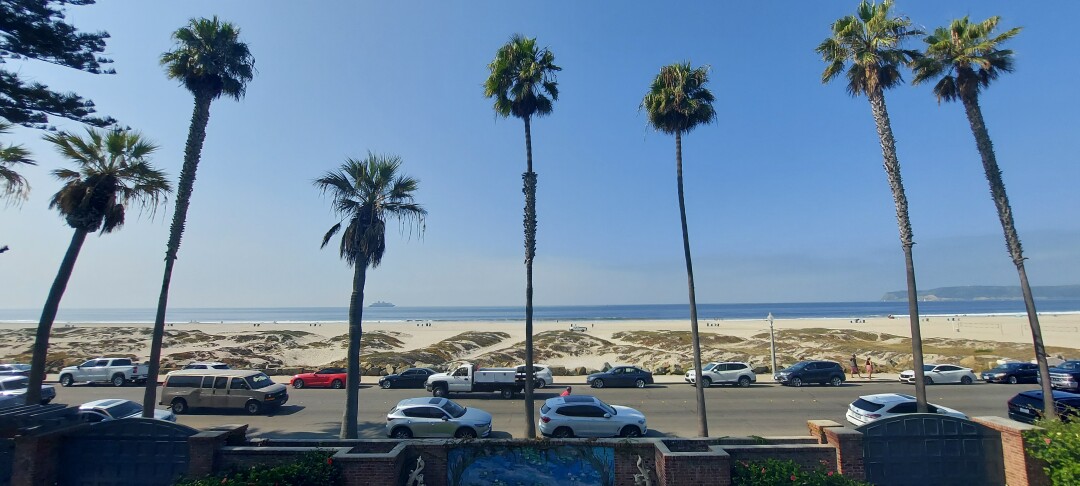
[653,440,731,486]
[823,427,864,481]
[972,416,1049,486]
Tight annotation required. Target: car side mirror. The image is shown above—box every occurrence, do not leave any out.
[604,413,611,419]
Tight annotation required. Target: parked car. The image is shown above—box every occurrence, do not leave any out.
[1048,360,1080,392]
[385,397,491,439]
[58,357,149,387]
[379,368,437,389]
[0,376,55,405]
[183,362,230,370]
[684,362,756,387]
[0,364,30,377]
[160,369,288,415]
[77,399,176,422]
[899,364,977,385]
[569,324,588,332]
[845,393,967,426]
[1007,389,1080,424]
[290,367,348,389]
[538,395,647,438]
[774,361,845,387]
[587,366,653,389]
[515,365,554,388]
[982,362,1039,384]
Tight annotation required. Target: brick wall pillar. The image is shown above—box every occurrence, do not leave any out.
[654,442,731,486]
[188,425,249,478]
[807,420,843,444]
[10,429,66,486]
[972,416,1049,486]
[823,427,864,481]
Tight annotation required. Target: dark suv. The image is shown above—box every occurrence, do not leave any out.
[1007,389,1080,424]
[774,361,845,387]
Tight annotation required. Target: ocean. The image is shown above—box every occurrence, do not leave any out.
[1,300,1080,324]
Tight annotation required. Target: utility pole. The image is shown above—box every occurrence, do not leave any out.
[768,312,777,380]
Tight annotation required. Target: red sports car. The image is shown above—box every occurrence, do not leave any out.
[290,367,348,389]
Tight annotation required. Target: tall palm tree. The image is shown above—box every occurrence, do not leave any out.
[142,16,255,416]
[483,33,560,438]
[315,153,425,439]
[641,62,716,437]
[0,122,35,204]
[911,18,1055,418]
[25,128,170,405]
[816,0,930,412]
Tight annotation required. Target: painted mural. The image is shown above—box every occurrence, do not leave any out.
[447,444,614,486]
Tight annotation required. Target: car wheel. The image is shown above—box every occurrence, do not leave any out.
[331,379,344,389]
[1008,376,1018,385]
[245,400,262,415]
[500,388,514,399]
[293,379,305,389]
[592,379,605,389]
[620,426,642,438]
[380,380,392,389]
[635,379,646,389]
[111,374,126,387]
[830,376,843,387]
[961,376,973,385]
[738,376,751,388]
[60,375,74,387]
[40,399,52,405]
[391,427,413,439]
[552,427,573,439]
[171,399,188,414]
[537,379,547,388]
[925,377,934,385]
[455,428,477,439]
[791,377,803,387]
[701,377,712,388]
[433,386,448,398]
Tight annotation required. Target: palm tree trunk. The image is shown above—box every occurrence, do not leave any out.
[26,229,88,405]
[961,95,1054,418]
[341,263,367,438]
[143,92,214,416]
[867,89,928,412]
[522,116,537,438]
[676,131,708,437]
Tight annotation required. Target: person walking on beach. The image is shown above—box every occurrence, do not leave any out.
[849,353,862,378]
[561,386,572,397]
[865,357,874,380]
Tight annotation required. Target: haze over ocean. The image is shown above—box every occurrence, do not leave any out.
[2,300,1079,324]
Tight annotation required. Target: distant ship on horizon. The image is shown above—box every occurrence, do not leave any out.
[370,301,395,308]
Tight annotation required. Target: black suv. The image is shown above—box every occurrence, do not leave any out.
[774,361,845,387]
[1007,389,1080,424]
[982,362,1039,384]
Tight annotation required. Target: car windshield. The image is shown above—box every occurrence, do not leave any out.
[852,398,884,412]
[703,363,717,371]
[106,401,142,418]
[245,373,273,389]
[922,365,936,372]
[594,399,617,416]
[1059,362,1080,371]
[440,400,467,418]
[4,378,27,390]
[783,363,806,371]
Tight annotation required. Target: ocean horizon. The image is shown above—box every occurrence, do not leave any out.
[2,300,1080,324]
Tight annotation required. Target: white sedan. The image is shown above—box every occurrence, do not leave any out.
[77,399,177,422]
[899,364,977,385]
[846,393,968,426]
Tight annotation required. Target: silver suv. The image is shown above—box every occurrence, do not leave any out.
[385,397,492,439]
[685,362,757,387]
[538,395,646,438]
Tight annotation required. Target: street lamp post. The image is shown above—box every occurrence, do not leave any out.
[768,312,777,380]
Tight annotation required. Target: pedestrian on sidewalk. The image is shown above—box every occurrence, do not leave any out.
[849,353,862,378]
[561,386,572,397]
[864,357,874,380]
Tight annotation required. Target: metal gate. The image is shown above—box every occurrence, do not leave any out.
[60,418,198,486]
[856,414,1005,486]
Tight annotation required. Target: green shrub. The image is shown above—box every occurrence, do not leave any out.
[176,451,340,486]
[732,458,869,486]
[1026,418,1080,485]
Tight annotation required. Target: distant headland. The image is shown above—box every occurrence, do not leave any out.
[882,285,1080,302]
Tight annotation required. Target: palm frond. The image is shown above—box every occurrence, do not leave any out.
[913,15,1021,102]
[161,16,256,100]
[484,34,560,121]
[818,0,919,97]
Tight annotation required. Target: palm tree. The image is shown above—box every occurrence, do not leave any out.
[483,33,560,438]
[25,128,170,405]
[641,62,716,437]
[911,18,1055,418]
[142,16,255,416]
[315,153,425,439]
[0,122,35,204]
[816,1,930,412]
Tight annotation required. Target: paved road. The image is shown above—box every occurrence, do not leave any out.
[50,380,1028,439]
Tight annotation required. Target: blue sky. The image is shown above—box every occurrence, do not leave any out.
[2,1,1078,309]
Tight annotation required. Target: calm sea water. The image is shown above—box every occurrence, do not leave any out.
[1,300,1079,324]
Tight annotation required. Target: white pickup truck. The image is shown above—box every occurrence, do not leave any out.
[58,357,149,387]
[425,362,525,399]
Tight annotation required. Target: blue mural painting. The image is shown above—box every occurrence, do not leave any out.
[447,444,614,486]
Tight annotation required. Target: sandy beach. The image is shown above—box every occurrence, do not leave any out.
[1,313,1077,374]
